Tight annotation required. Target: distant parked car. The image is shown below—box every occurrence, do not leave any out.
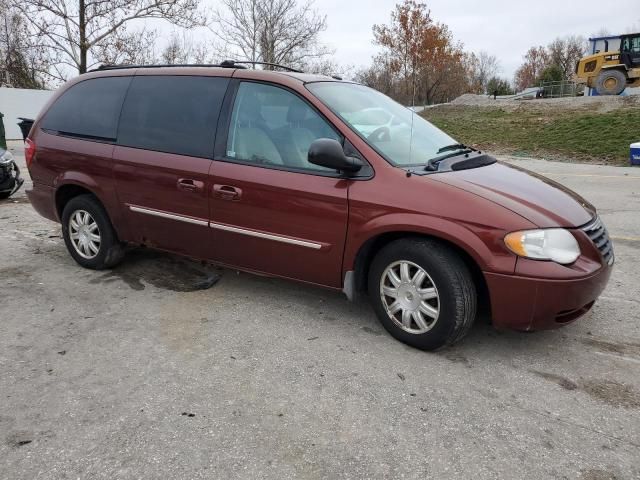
[0,148,24,199]
[24,62,613,350]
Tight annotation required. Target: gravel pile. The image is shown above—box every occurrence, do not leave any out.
[447,93,640,113]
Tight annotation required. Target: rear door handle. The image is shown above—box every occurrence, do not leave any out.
[177,178,204,193]
[213,184,242,201]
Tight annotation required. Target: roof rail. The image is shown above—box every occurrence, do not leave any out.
[89,61,247,72]
[89,59,303,73]
[229,61,303,73]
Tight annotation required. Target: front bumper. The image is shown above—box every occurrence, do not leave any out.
[0,159,24,196]
[485,263,612,331]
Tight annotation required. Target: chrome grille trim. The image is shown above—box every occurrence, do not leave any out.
[581,216,614,266]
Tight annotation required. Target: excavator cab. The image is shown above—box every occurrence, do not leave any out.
[620,33,640,69]
[575,32,640,95]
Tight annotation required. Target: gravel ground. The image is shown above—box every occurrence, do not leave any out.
[448,93,640,113]
[1,141,639,479]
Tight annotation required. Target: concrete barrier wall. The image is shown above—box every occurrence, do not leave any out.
[0,87,55,139]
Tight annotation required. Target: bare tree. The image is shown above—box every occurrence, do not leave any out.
[625,20,640,34]
[161,30,213,64]
[547,35,587,80]
[94,27,158,67]
[210,0,331,68]
[466,51,500,93]
[0,0,48,87]
[591,27,612,38]
[12,0,206,81]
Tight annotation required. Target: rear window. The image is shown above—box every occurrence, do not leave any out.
[41,77,131,140]
[117,76,229,158]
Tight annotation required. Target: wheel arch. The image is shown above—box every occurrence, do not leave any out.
[349,230,491,316]
[54,177,128,241]
[55,183,99,219]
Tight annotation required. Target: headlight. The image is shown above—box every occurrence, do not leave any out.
[0,149,14,165]
[504,229,580,265]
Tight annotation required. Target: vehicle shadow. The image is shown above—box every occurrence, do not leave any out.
[98,247,571,359]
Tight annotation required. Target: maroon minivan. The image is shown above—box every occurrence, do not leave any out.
[25,62,613,350]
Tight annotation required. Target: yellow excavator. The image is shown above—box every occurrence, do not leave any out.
[575,33,640,95]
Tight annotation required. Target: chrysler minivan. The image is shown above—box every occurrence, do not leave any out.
[25,61,613,350]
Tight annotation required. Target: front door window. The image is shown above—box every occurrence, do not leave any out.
[226,82,342,173]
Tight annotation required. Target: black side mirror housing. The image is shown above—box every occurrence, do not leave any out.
[308,138,363,174]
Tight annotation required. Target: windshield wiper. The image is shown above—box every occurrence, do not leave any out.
[425,148,472,171]
[437,143,471,154]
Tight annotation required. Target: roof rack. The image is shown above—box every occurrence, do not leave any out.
[89,59,303,73]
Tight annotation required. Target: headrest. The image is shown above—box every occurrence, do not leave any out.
[238,91,264,126]
[287,100,308,124]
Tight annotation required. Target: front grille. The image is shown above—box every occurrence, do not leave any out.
[582,216,614,266]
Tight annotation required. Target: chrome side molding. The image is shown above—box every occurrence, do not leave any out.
[128,205,208,227]
[209,222,322,250]
[128,204,322,250]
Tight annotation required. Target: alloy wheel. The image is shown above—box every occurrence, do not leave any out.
[68,209,101,259]
[379,260,440,334]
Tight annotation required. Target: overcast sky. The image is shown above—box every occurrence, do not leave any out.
[313,0,640,79]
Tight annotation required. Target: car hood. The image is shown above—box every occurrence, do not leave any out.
[431,161,595,228]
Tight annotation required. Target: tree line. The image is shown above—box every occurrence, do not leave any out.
[0,0,333,87]
[0,0,632,104]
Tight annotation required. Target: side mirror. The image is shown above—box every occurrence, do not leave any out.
[308,138,363,174]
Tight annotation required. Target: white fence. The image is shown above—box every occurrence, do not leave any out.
[0,87,54,139]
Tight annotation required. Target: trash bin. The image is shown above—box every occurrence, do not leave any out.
[0,112,6,150]
[17,118,34,142]
[631,142,640,166]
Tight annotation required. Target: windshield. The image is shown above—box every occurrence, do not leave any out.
[307,82,458,166]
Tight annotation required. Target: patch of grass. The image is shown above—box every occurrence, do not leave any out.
[422,104,640,165]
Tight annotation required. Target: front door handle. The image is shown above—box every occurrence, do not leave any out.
[213,184,242,201]
[177,178,204,193]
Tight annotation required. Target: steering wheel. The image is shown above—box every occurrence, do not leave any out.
[368,126,391,142]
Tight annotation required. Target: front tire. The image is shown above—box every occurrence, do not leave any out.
[368,238,477,351]
[595,70,627,95]
[61,195,125,270]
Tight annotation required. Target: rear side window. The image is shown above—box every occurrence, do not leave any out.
[118,76,229,158]
[41,77,130,140]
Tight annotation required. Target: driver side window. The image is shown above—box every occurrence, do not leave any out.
[226,82,342,173]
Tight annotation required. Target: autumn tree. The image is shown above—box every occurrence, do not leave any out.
[514,36,588,91]
[372,0,464,105]
[514,46,549,91]
[12,0,206,81]
[210,0,330,68]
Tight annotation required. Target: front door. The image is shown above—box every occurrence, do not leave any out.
[209,81,350,287]
[113,74,230,259]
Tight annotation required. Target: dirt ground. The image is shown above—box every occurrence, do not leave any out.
[1,141,640,479]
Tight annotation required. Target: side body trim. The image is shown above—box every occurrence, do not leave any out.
[128,205,208,226]
[128,204,323,250]
[209,221,323,250]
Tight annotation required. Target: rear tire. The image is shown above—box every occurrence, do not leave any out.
[595,69,627,95]
[368,238,477,351]
[61,195,125,270]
